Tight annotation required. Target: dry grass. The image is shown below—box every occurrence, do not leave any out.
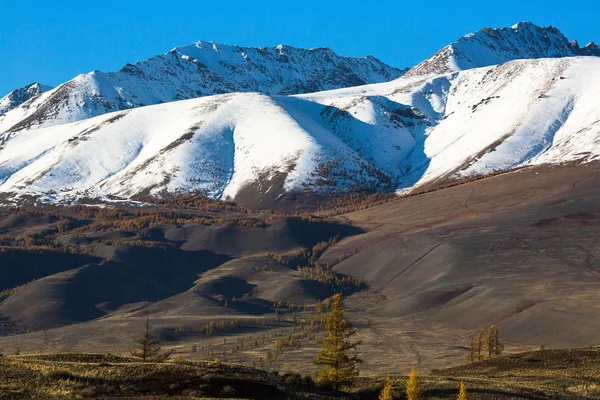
[425,348,600,399]
[0,353,320,399]
[0,348,599,399]
[0,281,33,302]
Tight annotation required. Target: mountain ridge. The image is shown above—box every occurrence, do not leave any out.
[406,21,600,77]
[1,22,599,205]
[0,42,405,135]
[0,82,53,115]
[1,55,599,205]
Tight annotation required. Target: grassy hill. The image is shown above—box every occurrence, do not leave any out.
[0,348,599,399]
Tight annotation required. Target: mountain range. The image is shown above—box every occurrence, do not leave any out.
[1,21,600,376]
[0,22,598,205]
[0,43,404,132]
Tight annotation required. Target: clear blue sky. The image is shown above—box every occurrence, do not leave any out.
[1,0,599,96]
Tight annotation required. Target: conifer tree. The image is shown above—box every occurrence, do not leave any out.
[486,324,504,359]
[130,318,173,362]
[379,374,394,400]
[468,328,487,361]
[314,293,362,390]
[476,328,486,360]
[405,367,424,400]
[457,381,468,400]
[468,335,478,362]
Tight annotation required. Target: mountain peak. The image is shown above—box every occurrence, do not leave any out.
[0,41,405,134]
[406,22,596,77]
[511,21,552,30]
[580,41,600,56]
[172,41,347,62]
[511,21,530,29]
[0,82,53,115]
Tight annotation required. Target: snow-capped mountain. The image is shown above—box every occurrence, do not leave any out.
[575,40,600,56]
[0,83,53,115]
[406,22,600,77]
[0,42,405,134]
[1,55,599,205]
[0,22,599,205]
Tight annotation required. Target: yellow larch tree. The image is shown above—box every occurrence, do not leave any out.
[406,366,424,400]
[457,381,468,400]
[314,293,362,390]
[486,324,504,359]
[379,374,394,400]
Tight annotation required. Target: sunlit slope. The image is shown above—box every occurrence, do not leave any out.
[0,57,599,203]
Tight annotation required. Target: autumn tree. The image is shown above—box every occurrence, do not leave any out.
[486,324,504,359]
[130,318,173,362]
[469,325,504,362]
[314,293,362,390]
[379,374,394,400]
[406,367,424,400]
[468,328,486,362]
[457,381,468,400]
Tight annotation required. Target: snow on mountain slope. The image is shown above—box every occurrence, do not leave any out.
[0,43,405,135]
[1,56,599,204]
[0,93,395,203]
[306,56,600,189]
[406,22,599,77]
[0,83,53,114]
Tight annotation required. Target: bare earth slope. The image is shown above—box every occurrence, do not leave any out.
[331,163,600,357]
[0,162,599,375]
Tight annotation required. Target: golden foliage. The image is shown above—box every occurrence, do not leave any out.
[379,374,394,400]
[406,367,424,400]
[458,381,468,400]
[314,294,362,390]
[469,325,504,362]
[486,325,505,359]
[299,235,340,266]
[297,263,364,294]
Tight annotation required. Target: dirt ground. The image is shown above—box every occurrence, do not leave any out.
[0,162,599,377]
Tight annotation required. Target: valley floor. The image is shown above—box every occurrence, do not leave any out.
[0,162,599,378]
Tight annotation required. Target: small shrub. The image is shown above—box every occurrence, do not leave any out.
[282,372,304,386]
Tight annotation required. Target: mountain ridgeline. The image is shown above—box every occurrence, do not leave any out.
[0,22,598,206]
[405,21,600,77]
[0,83,53,115]
[0,43,406,132]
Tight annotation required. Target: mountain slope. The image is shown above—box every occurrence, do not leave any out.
[303,56,600,189]
[1,56,599,204]
[0,83,53,114]
[0,93,396,203]
[406,22,600,77]
[0,43,405,134]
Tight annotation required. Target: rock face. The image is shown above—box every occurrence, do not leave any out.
[0,42,406,134]
[406,22,599,77]
[577,41,600,56]
[0,83,53,114]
